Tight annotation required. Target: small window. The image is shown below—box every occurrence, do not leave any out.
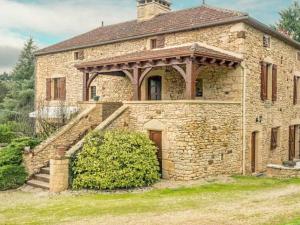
[195,79,203,97]
[271,127,280,150]
[74,50,84,60]
[263,35,271,48]
[260,62,277,101]
[150,39,157,49]
[294,76,300,105]
[90,86,97,99]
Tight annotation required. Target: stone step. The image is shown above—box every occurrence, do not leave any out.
[40,167,50,175]
[34,173,50,183]
[27,179,49,190]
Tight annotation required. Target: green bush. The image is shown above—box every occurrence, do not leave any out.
[0,137,40,167]
[0,165,27,190]
[72,130,160,190]
[0,137,40,190]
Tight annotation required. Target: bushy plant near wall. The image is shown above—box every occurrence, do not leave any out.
[0,137,40,190]
[72,130,160,190]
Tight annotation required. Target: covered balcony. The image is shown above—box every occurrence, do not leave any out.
[75,43,243,103]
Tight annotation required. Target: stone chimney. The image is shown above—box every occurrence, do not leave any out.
[137,0,171,21]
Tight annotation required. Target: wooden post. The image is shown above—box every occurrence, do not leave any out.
[185,59,198,100]
[133,67,141,101]
[82,72,89,101]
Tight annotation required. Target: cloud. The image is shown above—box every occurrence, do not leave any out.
[0,0,136,37]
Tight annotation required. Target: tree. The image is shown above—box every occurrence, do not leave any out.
[276,1,300,42]
[0,38,37,136]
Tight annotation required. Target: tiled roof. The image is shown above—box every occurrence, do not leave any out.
[75,43,242,69]
[36,4,300,55]
[36,5,247,55]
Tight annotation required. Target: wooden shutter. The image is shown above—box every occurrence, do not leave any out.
[294,76,298,105]
[46,78,52,101]
[271,128,277,150]
[272,65,277,102]
[156,35,165,48]
[289,126,296,160]
[78,50,84,60]
[261,62,268,101]
[60,77,66,100]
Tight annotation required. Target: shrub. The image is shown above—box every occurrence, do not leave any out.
[72,130,160,190]
[0,137,40,167]
[0,137,40,190]
[0,165,27,190]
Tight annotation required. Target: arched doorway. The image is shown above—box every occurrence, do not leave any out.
[148,76,162,100]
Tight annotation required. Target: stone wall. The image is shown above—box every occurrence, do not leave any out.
[107,101,243,180]
[24,102,122,175]
[243,24,300,173]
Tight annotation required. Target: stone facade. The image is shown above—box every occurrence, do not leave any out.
[106,101,243,180]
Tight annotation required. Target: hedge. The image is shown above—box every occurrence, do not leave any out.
[0,124,17,144]
[0,137,40,190]
[72,130,160,190]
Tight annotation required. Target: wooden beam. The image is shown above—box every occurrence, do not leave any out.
[82,72,89,101]
[185,59,199,100]
[139,67,153,87]
[132,67,141,101]
[171,65,186,82]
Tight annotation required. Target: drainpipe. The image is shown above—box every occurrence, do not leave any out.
[241,63,247,175]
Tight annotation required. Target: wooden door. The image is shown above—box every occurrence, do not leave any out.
[149,130,162,174]
[148,76,162,100]
[251,132,256,173]
[289,126,296,160]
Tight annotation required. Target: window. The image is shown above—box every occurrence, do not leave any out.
[90,86,97,99]
[263,35,271,48]
[271,127,280,150]
[46,77,66,101]
[195,79,203,97]
[297,52,300,61]
[150,39,157,49]
[260,62,277,102]
[74,50,84,60]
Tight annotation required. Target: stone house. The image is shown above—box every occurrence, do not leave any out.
[25,1,300,191]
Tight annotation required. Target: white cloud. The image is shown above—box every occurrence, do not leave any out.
[0,0,136,36]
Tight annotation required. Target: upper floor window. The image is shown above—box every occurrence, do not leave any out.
[260,62,277,102]
[46,77,66,101]
[263,35,271,48]
[74,50,84,60]
[195,79,203,97]
[150,39,157,49]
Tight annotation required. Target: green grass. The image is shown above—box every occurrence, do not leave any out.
[1,176,300,225]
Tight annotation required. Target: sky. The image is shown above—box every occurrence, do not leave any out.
[0,0,295,73]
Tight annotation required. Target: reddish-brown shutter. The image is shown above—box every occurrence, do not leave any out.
[271,128,277,150]
[156,35,165,48]
[294,76,298,105]
[272,64,277,102]
[78,50,84,60]
[261,62,268,101]
[289,126,296,160]
[60,77,66,100]
[46,78,52,101]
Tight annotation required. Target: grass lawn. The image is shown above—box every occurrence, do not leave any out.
[1,176,300,225]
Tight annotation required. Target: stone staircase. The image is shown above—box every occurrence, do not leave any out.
[27,166,50,190]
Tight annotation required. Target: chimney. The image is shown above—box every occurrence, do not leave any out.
[137,0,171,21]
